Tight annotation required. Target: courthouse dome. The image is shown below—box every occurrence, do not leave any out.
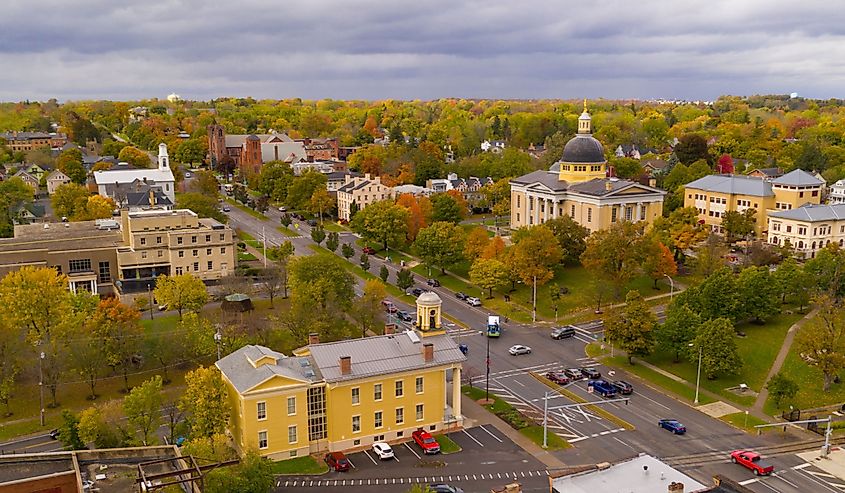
[560,134,606,164]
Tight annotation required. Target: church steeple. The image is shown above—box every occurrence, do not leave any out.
[157,143,170,171]
[578,100,592,134]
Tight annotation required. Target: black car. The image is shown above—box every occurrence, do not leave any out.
[563,368,585,380]
[411,287,426,297]
[611,380,634,395]
[455,292,468,300]
[306,219,318,227]
[396,310,414,322]
[581,367,601,379]
[550,326,576,339]
[429,484,464,493]
[48,429,60,440]
[426,278,441,287]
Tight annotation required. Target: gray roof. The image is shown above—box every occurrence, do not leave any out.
[772,169,825,187]
[337,179,371,193]
[684,174,774,197]
[569,178,665,197]
[216,345,321,394]
[124,191,173,207]
[561,134,606,164]
[309,332,465,383]
[550,454,705,493]
[510,170,570,192]
[751,167,782,177]
[769,203,845,223]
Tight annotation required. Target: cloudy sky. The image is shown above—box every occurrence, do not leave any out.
[1,0,843,102]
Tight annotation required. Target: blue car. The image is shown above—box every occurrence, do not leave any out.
[658,419,686,435]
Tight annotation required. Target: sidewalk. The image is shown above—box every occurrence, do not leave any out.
[461,394,568,470]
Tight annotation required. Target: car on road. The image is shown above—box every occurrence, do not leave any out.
[466,297,482,307]
[429,484,464,493]
[306,219,318,227]
[611,380,634,395]
[411,287,426,297]
[222,206,231,212]
[550,326,576,339]
[731,450,773,476]
[372,442,394,460]
[545,371,571,385]
[184,172,192,178]
[396,310,414,322]
[412,429,440,454]
[426,278,441,287]
[324,451,351,471]
[455,292,468,301]
[382,300,397,313]
[508,344,532,356]
[362,246,376,255]
[563,368,585,380]
[587,379,617,397]
[49,429,60,439]
[658,419,686,435]
[278,206,287,212]
[580,367,601,379]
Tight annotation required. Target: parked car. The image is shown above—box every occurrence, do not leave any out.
[372,442,394,460]
[306,219,318,227]
[580,367,601,379]
[658,419,687,435]
[545,371,571,385]
[396,310,414,322]
[587,379,617,397]
[730,450,773,476]
[362,246,376,255]
[563,368,585,380]
[324,451,351,471]
[550,326,576,339]
[48,429,59,440]
[508,344,532,356]
[426,278,441,287]
[455,292,468,301]
[466,297,482,307]
[412,429,440,454]
[382,300,397,313]
[429,484,464,493]
[611,380,634,395]
[411,287,426,297]
[222,206,231,212]
[278,206,287,212]
[184,172,192,178]
[458,343,468,355]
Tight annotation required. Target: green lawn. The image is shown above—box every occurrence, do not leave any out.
[237,230,256,241]
[435,434,462,454]
[269,455,328,475]
[519,425,571,450]
[226,198,268,221]
[308,245,414,302]
[765,345,845,415]
[277,226,300,237]
[602,354,716,405]
[720,411,768,433]
[322,222,347,233]
[238,251,258,261]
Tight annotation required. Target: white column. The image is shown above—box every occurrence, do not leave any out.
[452,367,462,420]
[553,199,558,219]
[543,198,549,223]
[637,202,643,221]
[533,196,540,225]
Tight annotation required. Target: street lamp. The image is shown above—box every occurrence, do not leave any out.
[147,283,154,321]
[689,342,702,405]
[214,325,223,361]
[664,274,675,301]
[532,275,537,323]
[39,350,45,427]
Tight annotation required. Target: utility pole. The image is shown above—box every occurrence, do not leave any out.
[532,275,537,323]
[262,226,267,268]
[664,274,674,301]
[39,349,45,427]
[485,332,491,402]
[214,326,222,361]
[147,283,154,320]
[543,391,550,448]
[689,343,703,405]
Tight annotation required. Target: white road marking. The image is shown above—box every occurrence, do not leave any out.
[347,457,356,469]
[363,450,378,465]
[404,442,421,459]
[513,380,526,387]
[792,463,812,470]
[631,391,672,411]
[479,425,504,442]
[807,471,839,479]
[462,429,484,447]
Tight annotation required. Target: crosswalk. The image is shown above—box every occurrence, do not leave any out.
[277,469,549,488]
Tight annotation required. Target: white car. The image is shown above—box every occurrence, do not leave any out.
[508,345,531,356]
[372,441,394,460]
[466,297,481,307]
[278,206,287,212]
[185,172,192,178]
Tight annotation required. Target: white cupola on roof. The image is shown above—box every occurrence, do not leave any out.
[158,143,169,170]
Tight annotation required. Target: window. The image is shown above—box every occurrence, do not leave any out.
[800,192,804,198]
[786,225,792,233]
[98,261,111,283]
[69,259,91,273]
[307,386,327,441]
[351,387,360,405]
[156,236,162,244]
[374,411,383,428]
[157,250,163,257]
[192,249,198,257]
[141,251,147,259]
[353,439,361,446]
[175,267,183,275]
[416,404,424,421]
[516,195,520,208]
[397,431,404,438]
[220,233,225,241]
[611,208,617,223]
[288,425,297,444]
[207,261,213,270]
[258,431,268,449]
[587,208,592,222]
[206,248,212,255]
[374,384,382,401]
[570,205,575,218]
[191,236,197,243]
[640,205,647,220]
[352,416,361,433]
[287,396,296,415]
[396,407,404,425]
[257,402,266,420]
[395,380,404,397]
[206,234,211,242]
[415,377,423,394]
[193,262,199,272]
[799,227,807,235]
[140,237,146,245]
[221,247,226,254]
[625,206,633,221]
[290,450,298,458]
[178,251,184,258]
[813,190,819,197]
[177,237,183,245]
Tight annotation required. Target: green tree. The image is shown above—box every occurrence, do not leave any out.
[580,221,645,298]
[804,245,845,299]
[360,252,370,271]
[56,410,86,450]
[153,273,209,319]
[674,134,710,165]
[280,213,292,227]
[255,161,295,203]
[189,170,220,197]
[309,188,335,223]
[470,258,509,298]
[267,240,295,298]
[379,264,389,283]
[325,232,339,252]
[341,243,354,260]
[78,400,131,448]
[544,216,589,265]
[696,268,741,322]
[51,182,90,219]
[289,255,355,311]
[124,375,163,445]
[692,233,727,277]
[256,267,284,307]
[0,311,21,417]
[766,372,799,409]
[68,335,107,400]
[353,279,386,337]
[655,302,700,362]
[397,268,414,293]
[176,193,227,223]
[414,221,465,274]
[205,450,274,493]
[773,258,814,310]
[721,209,756,245]
[56,148,86,184]
[691,318,742,379]
[605,291,657,364]
[287,171,328,210]
[174,138,207,165]
[351,200,409,250]
[179,366,230,438]
[311,225,326,245]
[736,266,779,323]
[795,296,845,392]
[611,157,643,180]
[430,193,465,223]
[118,146,152,168]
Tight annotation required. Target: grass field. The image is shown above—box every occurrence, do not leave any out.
[720,411,768,433]
[435,434,462,454]
[269,455,328,475]
[226,198,268,221]
[519,425,571,450]
[765,344,845,415]
[277,226,300,237]
[322,222,347,233]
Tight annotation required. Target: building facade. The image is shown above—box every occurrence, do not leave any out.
[683,169,824,237]
[767,203,845,258]
[336,173,391,221]
[509,106,665,233]
[46,169,72,195]
[206,125,307,174]
[94,143,176,203]
[0,131,67,152]
[217,292,465,461]
[829,179,845,205]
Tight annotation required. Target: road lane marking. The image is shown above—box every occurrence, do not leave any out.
[792,463,811,470]
[479,425,503,442]
[363,450,378,465]
[807,471,838,479]
[404,442,421,459]
[347,457,356,468]
[462,429,484,447]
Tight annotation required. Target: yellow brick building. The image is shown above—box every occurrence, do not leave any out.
[216,292,465,460]
[683,169,824,238]
[509,105,665,233]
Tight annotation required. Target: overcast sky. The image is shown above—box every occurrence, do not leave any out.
[1,0,843,102]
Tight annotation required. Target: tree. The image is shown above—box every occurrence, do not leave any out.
[360,252,370,271]
[310,225,326,245]
[154,273,209,319]
[56,410,86,450]
[694,268,741,322]
[604,291,657,364]
[396,193,431,242]
[351,200,409,250]
[76,195,116,221]
[721,209,756,245]
[656,302,700,362]
[691,318,742,379]
[544,216,589,265]
[804,245,845,299]
[267,241,295,298]
[470,258,509,298]
[309,189,335,223]
[463,226,490,261]
[176,193,228,223]
[482,178,512,218]
[118,146,152,168]
[289,255,355,311]
[181,312,217,361]
[124,375,163,445]
[341,243,354,260]
[287,171,328,210]
[430,192,465,223]
[174,138,207,165]
[254,195,269,213]
[190,170,220,197]
[69,335,107,400]
[56,148,86,184]
[580,221,645,299]
[279,213,292,227]
[795,296,845,391]
[325,232,339,252]
[397,268,414,293]
[92,297,143,393]
[256,267,284,307]
[611,157,643,180]
[379,265,390,283]
[773,258,813,310]
[79,400,131,448]
[642,239,677,289]
[481,235,506,259]
[255,161,294,202]
[692,233,727,278]
[179,366,230,438]
[51,183,90,219]
[205,450,274,493]
[736,266,779,323]
[354,279,386,337]
[414,221,465,274]
[0,310,21,417]
[674,134,710,165]
[766,372,799,409]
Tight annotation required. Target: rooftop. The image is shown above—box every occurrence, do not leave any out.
[216,345,322,394]
[769,203,845,223]
[93,167,174,185]
[1,221,121,252]
[684,174,774,197]
[772,168,825,187]
[550,454,705,493]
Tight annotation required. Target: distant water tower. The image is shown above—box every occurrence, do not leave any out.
[167,92,182,103]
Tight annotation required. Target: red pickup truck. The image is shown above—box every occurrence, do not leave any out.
[412,429,441,454]
[730,450,774,476]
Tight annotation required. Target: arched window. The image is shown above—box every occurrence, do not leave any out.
[812,241,817,250]
[798,241,804,249]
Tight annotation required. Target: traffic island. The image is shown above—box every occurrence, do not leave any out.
[528,371,635,431]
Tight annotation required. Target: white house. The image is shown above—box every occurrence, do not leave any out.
[829,180,845,205]
[94,143,176,204]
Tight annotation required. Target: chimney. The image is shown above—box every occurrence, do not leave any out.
[149,188,156,208]
[422,343,434,363]
[605,181,613,191]
[668,482,684,493]
[308,333,319,345]
[339,356,351,375]
[649,177,657,187]
[384,324,397,335]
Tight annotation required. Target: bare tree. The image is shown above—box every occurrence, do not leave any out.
[257,267,284,307]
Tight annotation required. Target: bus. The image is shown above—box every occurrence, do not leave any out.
[486,315,501,338]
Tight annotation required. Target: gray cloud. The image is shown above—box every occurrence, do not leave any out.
[0,0,843,101]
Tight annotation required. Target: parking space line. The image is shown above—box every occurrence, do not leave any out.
[404,442,422,459]
[347,457,356,469]
[479,425,503,442]
[393,454,400,462]
[363,450,378,465]
[462,429,484,447]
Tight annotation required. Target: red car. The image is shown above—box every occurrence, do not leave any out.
[730,450,773,476]
[412,429,441,454]
[324,451,351,472]
[382,300,397,313]
[362,246,376,255]
[545,371,571,385]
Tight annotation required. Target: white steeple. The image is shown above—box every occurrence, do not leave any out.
[158,143,169,171]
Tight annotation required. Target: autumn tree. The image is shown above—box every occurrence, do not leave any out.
[580,221,645,298]
[463,226,490,261]
[79,400,131,448]
[470,258,509,298]
[642,239,677,289]
[353,279,386,337]
[396,193,430,242]
[287,171,327,210]
[413,221,465,274]
[481,178,512,219]
[481,235,506,259]
[0,308,22,416]
[690,318,742,380]
[74,195,116,221]
[90,297,143,393]
[309,188,335,224]
[721,209,756,245]
[544,216,589,265]
[179,366,230,438]
[118,146,152,168]
[51,183,90,219]
[795,296,845,392]
[604,291,657,364]
[509,225,563,286]
[69,334,107,401]
[351,200,410,250]
[153,273,209,319]
[56,148,86,184]
[124,375,163,445]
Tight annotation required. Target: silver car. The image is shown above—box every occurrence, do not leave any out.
[508,345,531,355]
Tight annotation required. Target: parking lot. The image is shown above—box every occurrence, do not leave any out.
[274,425,550,492]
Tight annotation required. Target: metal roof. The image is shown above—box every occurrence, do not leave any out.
[769,203,845,223]
[684,174,774,197]
[550,454,705,493]
[771,169,825,187]
[93,168,174,185]
[216,345,321,394]
[510,170,570,191]
[308,332,465,383]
